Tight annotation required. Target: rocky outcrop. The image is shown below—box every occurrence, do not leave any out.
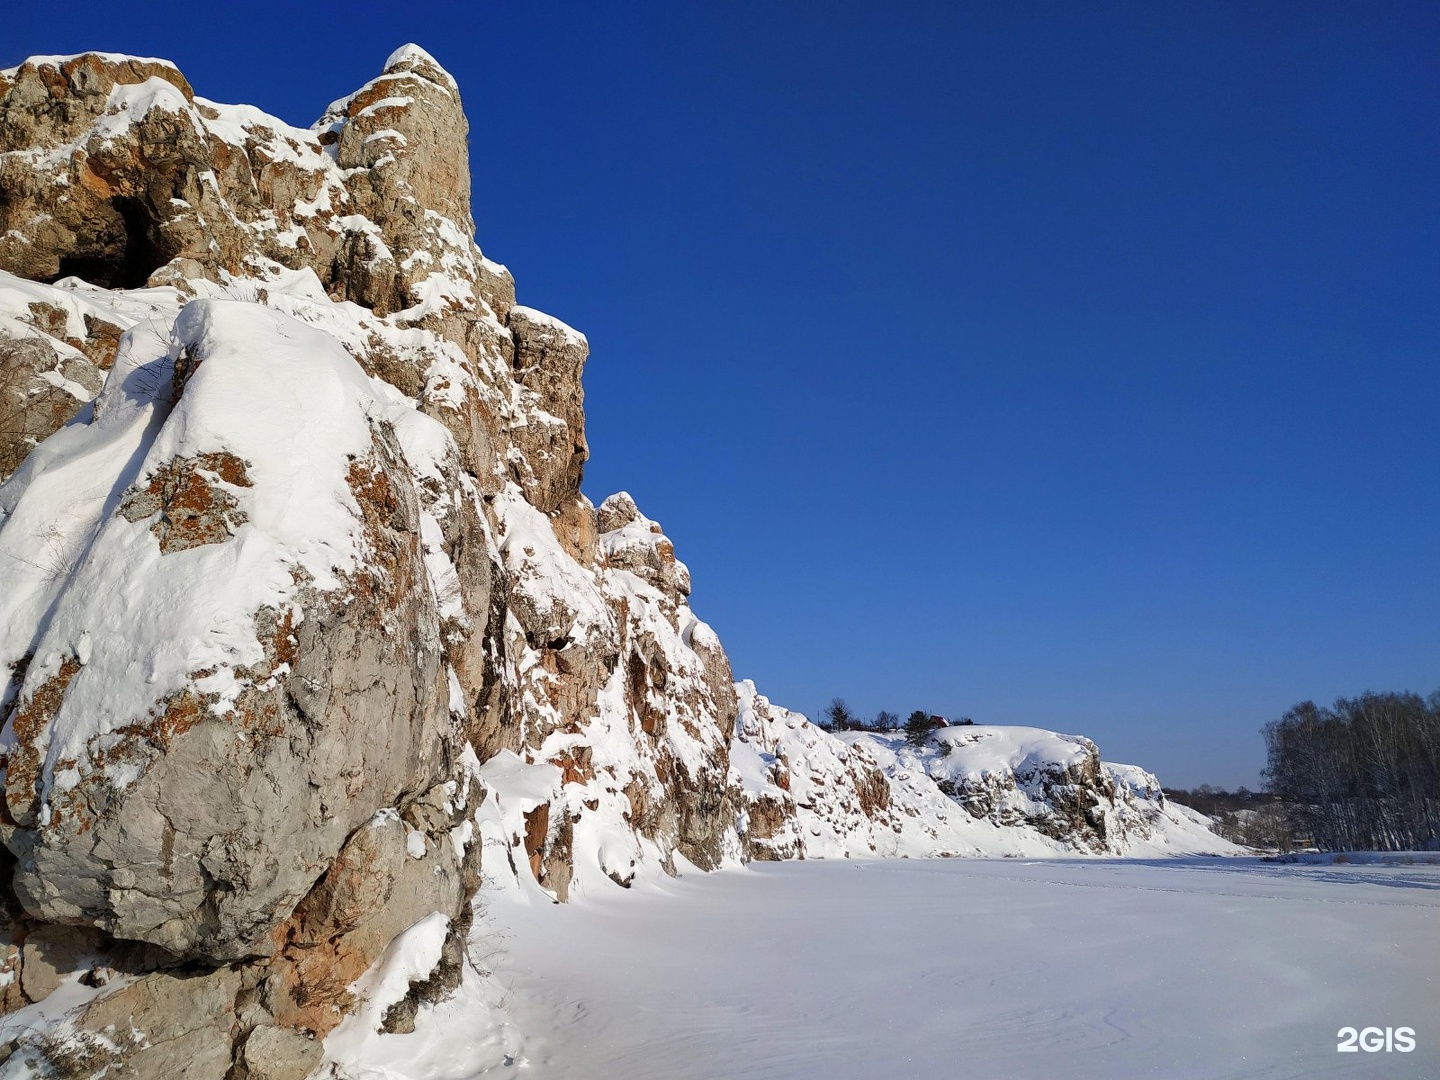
[0,272,131,480]
[0,47,488,315]
[730,682,902,861]
[729,684,1239,861]
[926,728,1120,849]
[0,46,518,486]
[831,724,1240,857]
[0,42,766,1076]
[506,305,590,516]
[0,45,517,1077]
[0,292,489,1074]
[0,302,459,963]
[471,487,741,898]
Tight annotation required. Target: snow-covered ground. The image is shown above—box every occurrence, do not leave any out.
[329,857,1439,1079]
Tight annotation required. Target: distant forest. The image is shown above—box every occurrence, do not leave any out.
[1261,690,1439,852]
[1163,787,1293,850]
[1171,692,1440,853]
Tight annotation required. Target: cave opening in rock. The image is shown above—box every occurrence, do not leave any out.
[50,196,171,290]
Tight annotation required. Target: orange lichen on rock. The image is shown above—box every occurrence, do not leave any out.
[344,449,417,610]
[550,745,594,787]
[523,803,550,881]
[3,657,81,825]
[121,689,208,751]
[118,451,252,553]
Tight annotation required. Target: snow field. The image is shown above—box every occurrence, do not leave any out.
[346,857,1439,1080]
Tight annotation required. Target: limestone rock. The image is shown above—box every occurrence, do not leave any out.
[317,44,473,253]
[0,53,195,151]
[264,776,483,1038]
[730,681,900,861]
[0,336,94,482]
[0,44,588,506]
[0,271,131,480]
[506,305,589,513]
[0,39,759,961]
[0,965,245,1079]
[477,484,742,889]
[0,38,881,1079]
[17,924,94,1004]
[0,302,461,964]
[599,491,693,601]
[235,1024,323,1080]
[0,54,227,289]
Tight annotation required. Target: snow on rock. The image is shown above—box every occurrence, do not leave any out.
[506,305,590,518]
[1100,761,1244,856]
[471,490,742,902]
[0,44,516,472]
[909,724,1238,854]
[0,39,1239,1079]
[0,43,516,1074]
[0,295,475,966]
[326,911,451,1048]
[0,270,140,479]
[731,687,1239,859]
[597,490,692,599]
[837,725,1240,856]
[0,39,757,1074]
[730,681,900,860]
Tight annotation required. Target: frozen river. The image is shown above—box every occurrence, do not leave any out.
[335,857,1440,1080]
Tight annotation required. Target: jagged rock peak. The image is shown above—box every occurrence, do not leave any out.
[0,45,498,321]
[0,52,194,116]
[598,492,692,601]
[314,42,473,235]
[382,43,461,91]
[596,490,643,532]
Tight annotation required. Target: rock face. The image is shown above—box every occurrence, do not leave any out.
[0,45,543,1076]
[1,301,461,964]
[0,47,494,317]
[473,487,742,899]
[729,683,1240,861]
[0,43,762,1076]
[730,682,900,861]
[0,44,1234,1078]
[0,273,128,479]
[834,722,1239,857]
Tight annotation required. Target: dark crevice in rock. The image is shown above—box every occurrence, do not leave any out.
[46,196,172,290]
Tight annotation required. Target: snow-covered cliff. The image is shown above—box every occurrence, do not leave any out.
[732,682,1232,861]
[0,46,1235,1077]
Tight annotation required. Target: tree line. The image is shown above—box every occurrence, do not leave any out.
[1164,787,1297,850]
[1164,785,1271,819]
[1262,689,1440,852]
[818,698,970,746]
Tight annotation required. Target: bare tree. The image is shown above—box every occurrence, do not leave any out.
[1264,690,1440,851]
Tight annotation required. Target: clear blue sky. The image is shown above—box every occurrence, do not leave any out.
[6,2,1437,788]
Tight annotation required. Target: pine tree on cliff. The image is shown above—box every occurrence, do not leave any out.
[905,710,933,747]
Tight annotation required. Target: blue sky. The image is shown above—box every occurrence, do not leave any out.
[6,2,1437,787]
